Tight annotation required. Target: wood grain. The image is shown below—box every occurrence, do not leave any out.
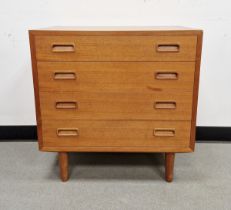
[39,90,193,120]
[41,120,191,149]
[190,31,203,151]
[29,26,202,36]
[37,62,195,92]
[35,35,197,61]
[40,146,192,153]
[30,27,202,157]
[29,32,43,149]
[29,27,203,182]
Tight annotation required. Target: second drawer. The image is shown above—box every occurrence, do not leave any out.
[40,91,193,120]
[37,62,195,92]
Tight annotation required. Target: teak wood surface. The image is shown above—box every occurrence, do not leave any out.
[29,26,203,182]
[35,35,197,62]
[42,120,191,149]
[39,91,193,121]
[37,62,195,92]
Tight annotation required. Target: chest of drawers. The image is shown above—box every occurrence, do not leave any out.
[29,26,203,182]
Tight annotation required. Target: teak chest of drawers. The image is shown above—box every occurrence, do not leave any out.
[29,26,203,182]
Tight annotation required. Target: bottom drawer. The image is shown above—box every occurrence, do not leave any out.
[41,120,191,149]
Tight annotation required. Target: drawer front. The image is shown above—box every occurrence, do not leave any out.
[42,120,191,148]
[35,35,197,61]
[37,62,195,92]
[40,91,193,120]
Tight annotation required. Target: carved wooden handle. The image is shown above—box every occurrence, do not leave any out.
[154,101,176,109]
[155,72,178,80]
[52,43,75,52]
[154,129,175,137]
[57,128,79,137]
[157,44,180,52]
[54,72,76,80]
[55,101,77,109]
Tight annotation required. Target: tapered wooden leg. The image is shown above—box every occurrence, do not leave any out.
[165,153,175,182]
[59,152,69,182]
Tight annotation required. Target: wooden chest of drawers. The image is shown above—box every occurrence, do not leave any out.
[29,26,203,182]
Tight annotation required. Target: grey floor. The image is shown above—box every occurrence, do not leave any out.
[0,142,230,210]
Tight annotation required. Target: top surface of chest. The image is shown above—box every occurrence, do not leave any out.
[30,26,201,33]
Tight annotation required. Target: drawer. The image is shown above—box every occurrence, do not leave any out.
[35,35,197,61]
[42,120,191,148]
[37,62,195,92]
[40,91,193,120]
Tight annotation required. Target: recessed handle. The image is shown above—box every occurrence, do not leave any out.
[55,101,77,109]
[154,128,175,137]
[157,44,180,52]
[54,72,76,80]
[155,72,178,80]
[154,101,176,109]
[57,128,79,137]
[52,43,75,52]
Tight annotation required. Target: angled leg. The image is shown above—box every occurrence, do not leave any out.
[165,153,175,182]
[59,152,69,182]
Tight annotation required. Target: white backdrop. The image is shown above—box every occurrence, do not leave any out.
[0,0,230,126]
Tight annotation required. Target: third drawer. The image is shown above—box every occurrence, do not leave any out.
[39,90,193,120]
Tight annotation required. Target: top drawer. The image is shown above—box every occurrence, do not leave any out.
[34,35,197,61]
